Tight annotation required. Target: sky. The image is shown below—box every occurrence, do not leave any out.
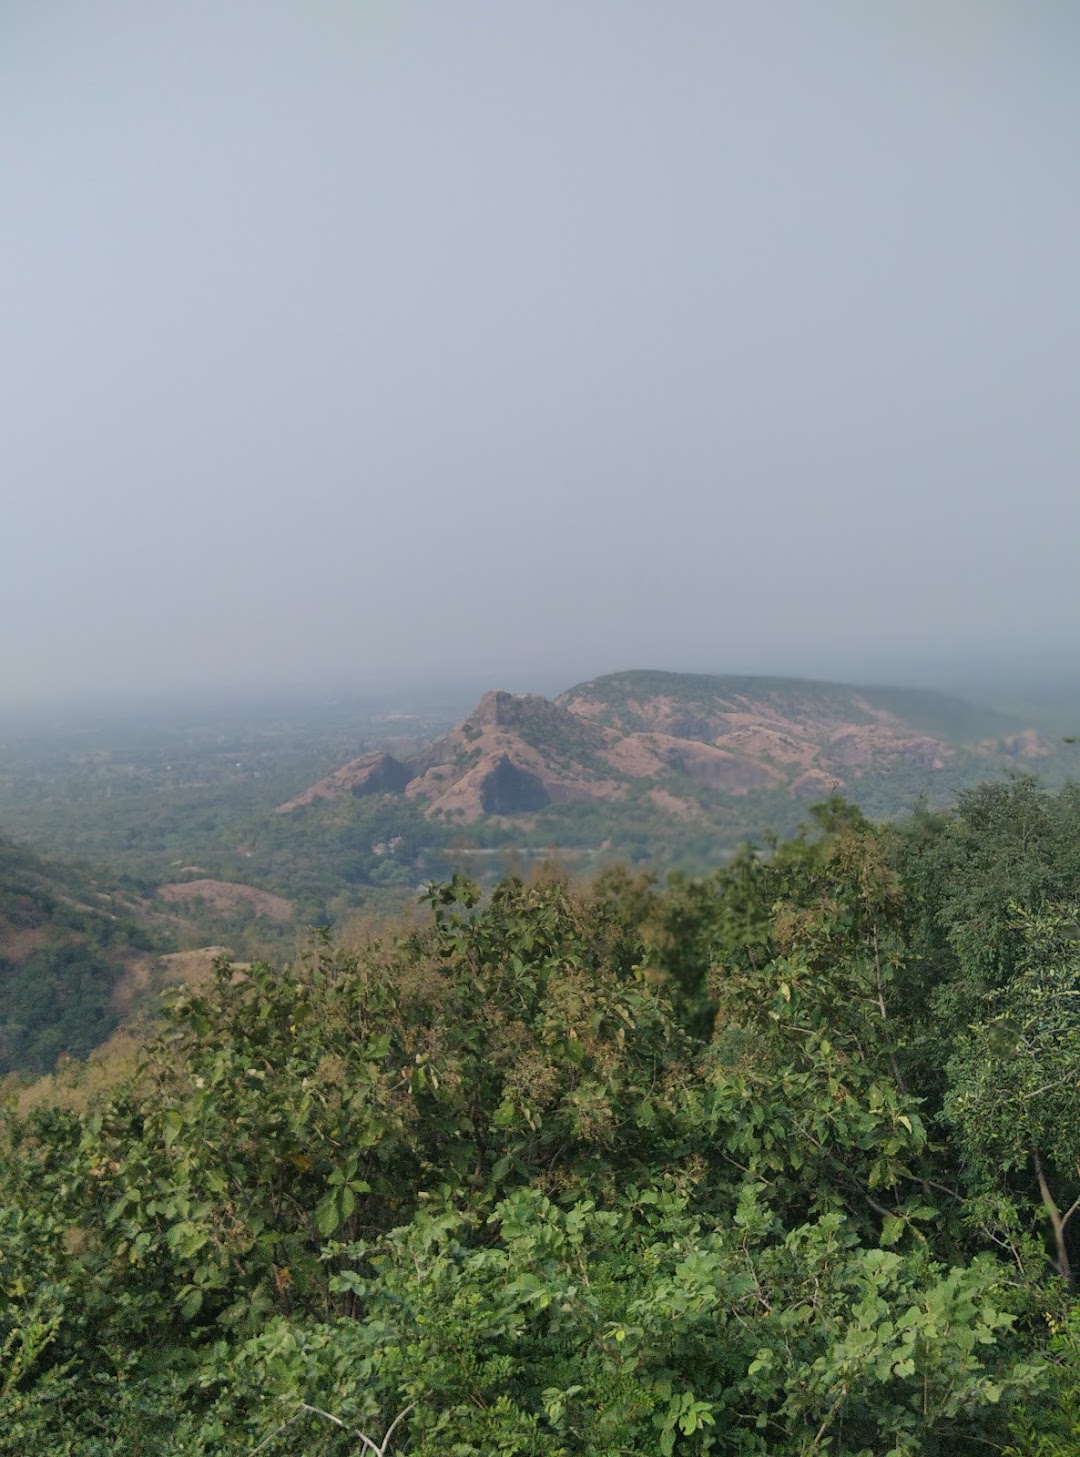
[3,2,1079,706]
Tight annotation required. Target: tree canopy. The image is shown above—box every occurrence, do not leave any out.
[3,779,1080,1452]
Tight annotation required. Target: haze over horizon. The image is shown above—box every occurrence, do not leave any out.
[4,4,1079,707]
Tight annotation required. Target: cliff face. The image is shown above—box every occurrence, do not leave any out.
[276,671,1047,826]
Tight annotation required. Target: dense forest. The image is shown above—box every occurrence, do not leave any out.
[4,777,1080,1452]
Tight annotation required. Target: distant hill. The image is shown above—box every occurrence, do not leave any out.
[0,833,158,1075]
[558,671,1024,746]
[276,670,1055,846]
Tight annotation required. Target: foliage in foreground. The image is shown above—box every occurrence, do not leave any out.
[3,779,1080,1452]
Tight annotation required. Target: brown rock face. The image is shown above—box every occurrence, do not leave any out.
[479,756,552,814]
[350,754,412,797]
[471,690,525,727]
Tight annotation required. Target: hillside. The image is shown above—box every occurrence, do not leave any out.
[557,670,1024,745]
[0,831,310,1076]
[0,833,163,1074]
[276,671,1051,839]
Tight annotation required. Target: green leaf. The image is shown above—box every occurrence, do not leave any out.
[880,1215,905,1247]
[315,1194,342,1237]
[179,1287,203,1320]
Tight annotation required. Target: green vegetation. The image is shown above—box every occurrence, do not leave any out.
[0,834,157,1076]
[0,699,466,959]
[0,693,462,897]
[4,779,1080,1450]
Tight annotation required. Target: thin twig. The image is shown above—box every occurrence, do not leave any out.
[250,1412,303,1454]
[809,1382,850,1452]
[380,1402,417,1451]
[298,1402,350,1430]
[295,1399,416,1456]
[1032,1149,1072,1283]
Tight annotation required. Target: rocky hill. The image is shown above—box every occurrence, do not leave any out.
[276,670,1049,826]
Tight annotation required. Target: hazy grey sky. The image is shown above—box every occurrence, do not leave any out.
[4,2,1079,704]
